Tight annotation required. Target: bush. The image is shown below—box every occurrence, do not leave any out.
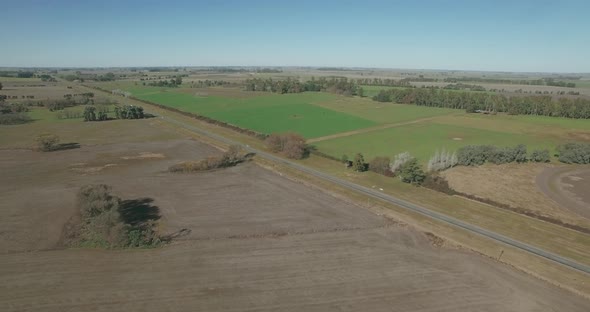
[530,149,550,163]
[457,145,494,166]
[36,133,60,151]
[0,113,32,125]
[557,143,590,164]
[390,152,413,174]
[369,156,391,175]
[398,158,426,185]
[422,174,457,195]
[264,132,307,159]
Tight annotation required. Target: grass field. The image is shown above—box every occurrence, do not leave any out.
[123,86,378,138]
[0,107,179,149]
[313,122,560,161]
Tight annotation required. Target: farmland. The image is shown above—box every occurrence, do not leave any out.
[1,134,588,311]
[2,70,590,310]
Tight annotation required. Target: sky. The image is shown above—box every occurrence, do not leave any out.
[1,0,589,72]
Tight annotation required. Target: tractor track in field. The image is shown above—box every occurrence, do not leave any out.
[306,117,440,143]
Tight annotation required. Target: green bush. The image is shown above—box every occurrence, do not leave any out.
[0,113,32,125]
[557,143,590,164]
[529,149,551,163]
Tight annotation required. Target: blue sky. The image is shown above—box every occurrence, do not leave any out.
[1,0,589,72]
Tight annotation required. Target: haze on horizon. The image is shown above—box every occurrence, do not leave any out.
[1,0,589,73]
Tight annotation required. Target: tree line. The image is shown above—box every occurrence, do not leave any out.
[373,87,590,119]
[443,77,576,88]
[244,77,363,96]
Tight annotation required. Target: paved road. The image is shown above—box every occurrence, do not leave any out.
[161,115,590,275]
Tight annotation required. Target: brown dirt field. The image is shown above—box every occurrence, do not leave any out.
[442,163,590,228]
[1,140,589,311]
[536,166,590,219]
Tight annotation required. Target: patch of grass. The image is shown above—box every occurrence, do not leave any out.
[314,123,557,162]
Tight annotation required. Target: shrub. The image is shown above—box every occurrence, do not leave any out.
[369,156,391,175]
[0,113,32,125]
[398,158,426,185]
[264,132,307,159]
[457,145,494,166]
[427,149,457,172]
[36,133,60,151]
[390,152,412,174]
[422,174,457,195]
[557,143,590,164]
[169,146,249,173]
[530,149,550,163]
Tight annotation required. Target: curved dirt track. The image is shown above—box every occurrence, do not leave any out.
[536,166,590,219]
[1,139,589,311]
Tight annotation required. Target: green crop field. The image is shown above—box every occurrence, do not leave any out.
[313,122,560,162]
[125,87,378,138]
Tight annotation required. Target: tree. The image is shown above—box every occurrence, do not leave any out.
[77,184,120,219]
[399,158,426,185]
[83,106,96,121]
[390,152,412,174]
[36,133,60,152]
[514,144,528,163]
[353,153,366,172]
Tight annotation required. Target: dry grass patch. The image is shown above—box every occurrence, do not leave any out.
[441,163,590,227]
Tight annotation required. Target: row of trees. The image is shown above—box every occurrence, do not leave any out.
[190,80,231,88]
[83,105,145,122]
[245,77,363,96]
[443,77,576,88]
[145,76,182,87]
[456,145,549,166]
[373,87,590,119]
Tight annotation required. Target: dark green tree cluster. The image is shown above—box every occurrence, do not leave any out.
[373,87,590,119]
[114,105,145,119]
[146,76,182,87]
[457,144,551,166]
[190,80,230,87]
[244,77,363,96]
[557,143,590,164]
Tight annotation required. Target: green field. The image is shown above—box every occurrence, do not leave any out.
[126,87,377,138]
[313,122,560,162]
[101,84,589,163]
